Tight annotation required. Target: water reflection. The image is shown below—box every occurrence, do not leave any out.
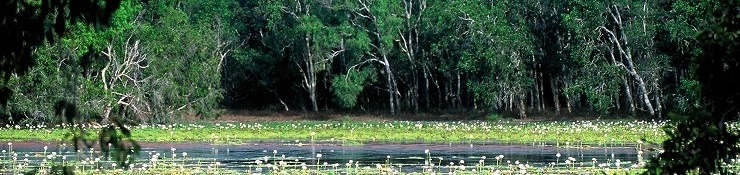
[8,140,654,172]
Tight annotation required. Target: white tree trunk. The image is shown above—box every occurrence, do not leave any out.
[598,4,655,116]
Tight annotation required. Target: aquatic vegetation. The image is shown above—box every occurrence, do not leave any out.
[0,142,738,175]
[1,120,737,174]
[2,120,672,145]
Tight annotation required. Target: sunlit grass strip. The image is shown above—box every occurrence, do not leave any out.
[0,120,672,144]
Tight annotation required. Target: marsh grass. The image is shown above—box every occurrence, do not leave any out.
[2,120,670,145]
[3,120,738,174]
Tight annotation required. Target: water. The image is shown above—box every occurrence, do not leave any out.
[3,140,653,173]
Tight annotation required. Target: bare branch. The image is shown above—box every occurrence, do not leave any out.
[100,36,151,120]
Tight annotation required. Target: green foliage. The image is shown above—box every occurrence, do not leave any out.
[454,1,535,114]
[486,113,502,121]
[645,0,740,174]
[127,0,227,121]
[646,117,740,174]
[4,0,227,124]
[0,0,120,82]
[6,0,740,173]
[0,0,721,122]
[332,68,375,108]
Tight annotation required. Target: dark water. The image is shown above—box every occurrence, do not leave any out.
[4,140,654,172]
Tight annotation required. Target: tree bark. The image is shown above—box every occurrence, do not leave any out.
[654,77,662,118]
[348,0,399,114]
[550,75,560,115]
[598,4,656,116]
[305,34,318,112]
[423,65,431,109]
[564,82,572,113]
[518,94,527,119]
[621,76,636,115]
[400,0,425,112]
[456,72,462,108]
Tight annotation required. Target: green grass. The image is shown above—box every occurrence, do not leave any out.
[0,120,669,145]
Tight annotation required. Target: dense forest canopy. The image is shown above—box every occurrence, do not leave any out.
[0,0,730,123]
[2,0,740,174]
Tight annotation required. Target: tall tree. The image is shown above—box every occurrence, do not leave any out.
[345,0,403,114]
[396,0,426,112]
[280,0,345,111]
[596,2,666,117]
[0,0,143,172]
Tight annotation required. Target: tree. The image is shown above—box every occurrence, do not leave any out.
[645,0,740,174]
[276,0,346,111]
[133,0,229,122]
[396,0,426,112]
[345,0,403,114]
[0,0,141,173]
[596,2,667,117]
[0,0,119,115]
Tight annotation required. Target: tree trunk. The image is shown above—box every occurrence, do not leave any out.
[423,65,432,109]
[424,66,430,109]
[518,94,527,119]
[654,77,662,118]
[383,56,397,115]
[508,94,514,111]
[529,90,535,110]
[456,72,462,108]
[539,72,545,111]
[400,0,424,113]
[599,5,656,116]
[614,93,621,110]
[534,71,542,112]
[633,71,655,116]
[564,82,573,113]
[445,80,451,108]
[304,34,318,112]
[434,73,441,109]
[550,75,561,115]
[622,76,635,116]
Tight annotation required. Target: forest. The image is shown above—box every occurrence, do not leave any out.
[0,0,725,123]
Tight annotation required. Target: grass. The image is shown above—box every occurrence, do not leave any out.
[1,143,738,175]
[0,120,669,145]
[3,118,739,174]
